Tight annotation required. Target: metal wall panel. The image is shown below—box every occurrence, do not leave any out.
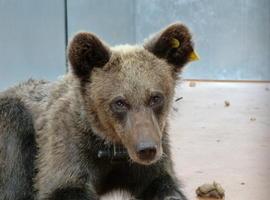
[0,0,66,90]
[0,0,269,88]
[135,0,270,80]
[67,0,135,46]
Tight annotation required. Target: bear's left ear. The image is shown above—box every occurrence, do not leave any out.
[68,32,111,80]
[144,22,199,72]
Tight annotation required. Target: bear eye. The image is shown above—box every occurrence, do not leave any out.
[149,93,164,108]
[115,100,126,108]
[110,97,129,113]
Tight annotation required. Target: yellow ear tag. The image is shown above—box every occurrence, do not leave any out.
[171,38,180,48]
[189,50,200,62]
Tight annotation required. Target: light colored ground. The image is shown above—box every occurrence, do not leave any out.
[102,81,270,200]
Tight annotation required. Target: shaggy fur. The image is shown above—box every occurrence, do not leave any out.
[0,22,196,200]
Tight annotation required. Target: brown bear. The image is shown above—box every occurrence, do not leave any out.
[0,22,198,200]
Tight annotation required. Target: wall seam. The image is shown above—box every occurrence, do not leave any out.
[64,0,69,72]
[133,0,137,43]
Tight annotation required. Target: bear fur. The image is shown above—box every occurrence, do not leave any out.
[0,23,195,200]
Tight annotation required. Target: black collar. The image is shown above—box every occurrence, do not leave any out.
[97,144,129,162]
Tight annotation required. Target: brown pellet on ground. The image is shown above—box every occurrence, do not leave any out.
[250,117,256,121]
[224,100,230,107]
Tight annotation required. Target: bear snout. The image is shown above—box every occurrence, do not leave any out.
[136,142,158,161]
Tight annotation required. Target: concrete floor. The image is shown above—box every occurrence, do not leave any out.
[102,81,270,200]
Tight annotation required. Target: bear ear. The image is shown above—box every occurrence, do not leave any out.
[68,32,111,80]
[144,22,199,72]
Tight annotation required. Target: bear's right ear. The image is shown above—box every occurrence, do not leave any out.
[68,32,111,80]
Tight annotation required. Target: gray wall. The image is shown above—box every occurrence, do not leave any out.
[135,0,270,80]
[0,0,269,90]
[0,0,66,90]
[67,0,135,46]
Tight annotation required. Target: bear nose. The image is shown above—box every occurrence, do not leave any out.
[136,142,157,161]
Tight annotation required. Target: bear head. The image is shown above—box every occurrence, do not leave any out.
[68,22,198,165]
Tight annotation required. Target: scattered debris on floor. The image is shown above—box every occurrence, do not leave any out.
[224,100,230,107]
[173,107,178,112]
[240,182,245,185]
[189,81,196,87]
[250,117,256,121]
[175,97,183,102]
[196,181,225,199]
[195,170,204,174]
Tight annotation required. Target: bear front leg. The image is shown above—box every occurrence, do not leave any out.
[137,174,187,200]
[47,187,99,200]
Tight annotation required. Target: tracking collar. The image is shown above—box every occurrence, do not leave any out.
[97,144,129,162]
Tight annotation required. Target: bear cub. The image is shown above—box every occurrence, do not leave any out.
[0,23,198,200]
